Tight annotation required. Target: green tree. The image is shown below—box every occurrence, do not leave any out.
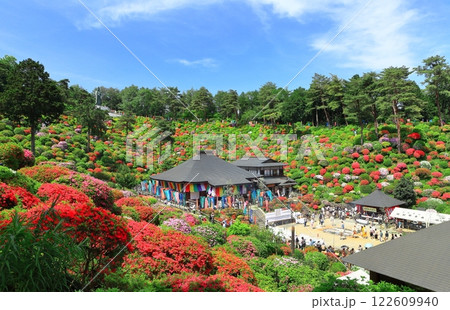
[69,85,108,152]
[327,74,347,125]
[120,85,140,114]
[98,86,122,110]
[415,55,450,126]
[280,87,308,124]
[393,177,416,208]
[190,86,215,121]
[0,55,17,93]
[344,74,372,145]
[376,66,423,153]
[158,87,182,119]
[258,82,283,124]
[216,89,239,120]
[307,74,331,126]
[361,72,380,136]
[116,111,136,136]
[0,58,64,154]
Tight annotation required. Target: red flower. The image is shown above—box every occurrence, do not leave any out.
[375,154,384,163]
[407,132,421,140]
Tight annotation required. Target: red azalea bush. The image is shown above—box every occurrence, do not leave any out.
[393,172,403,180]
[9,186,42,209]
[343,184,354,193]
[351,162,360,169]
[123,221,213,279]
[19,164,72,183]
[0,182,18,210]
[37,183,94,207]
[431,171,443,178]
[25,203,132,282]
[166,273,263,292]
[212,249,256,283]
[115,197,150,208]
[408,132,421,140]
[342,167,351,174]
[375,154,384,163]
[56,172,115,212]
[413,150,425,159]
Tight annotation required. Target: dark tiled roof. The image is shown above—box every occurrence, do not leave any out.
[232,157,285,168]
[151,151,256,187]
[260,176,297,185]
[343,221,450,292]
[349,189,406,209]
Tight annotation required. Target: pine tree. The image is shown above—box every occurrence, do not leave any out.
[393,177,416,208]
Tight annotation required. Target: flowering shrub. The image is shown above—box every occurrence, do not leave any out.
[166,273,263,292]
[0,142,25,170]
[227,235,258,258]
[19,164,71,183]
[212,249,256,283]
[9,186,42,209]
[25,203,132,283]
[0,183,18,210]
[162,218,192,234]
[124,221,213,279]
[56,172,115,212]
[115,197,151,208]
[375,154,384,163]
[183,213,198,226]
[22,149,35,167]
[414,168,431,179]
[227,220,251,236]
[37,183,94,207]
[192,224,226,247]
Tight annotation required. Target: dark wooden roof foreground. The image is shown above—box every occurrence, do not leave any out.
[349,189,406,209]
[151,151,256,187]
[343,221,450,292]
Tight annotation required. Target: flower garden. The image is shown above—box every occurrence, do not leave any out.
[0,115,449,291]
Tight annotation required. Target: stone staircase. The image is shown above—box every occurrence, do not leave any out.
[250,205,266,228]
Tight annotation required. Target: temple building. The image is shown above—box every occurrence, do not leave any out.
[146,152,295,209]
[232,157,296,197]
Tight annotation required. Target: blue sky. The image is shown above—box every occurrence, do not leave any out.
[1,0,450,94]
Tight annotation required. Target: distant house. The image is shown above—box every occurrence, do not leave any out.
[232,157,296,197]
[349,189,406,220]
[342,221,450,291]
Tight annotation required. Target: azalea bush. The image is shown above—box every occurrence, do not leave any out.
[56,172,116,213]
[0,142,25,170]
[212,248,256,283]
[25,202,132,286]
[123,221,213,279]
[165,273,263,292]
[19,164,72,183]
[192,223,226,247]
[37,183,94,207]
[162,218,192,234]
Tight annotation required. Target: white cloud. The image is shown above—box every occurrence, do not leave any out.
[77,0,419,70]
[172,58,218,68]
[310,0,420,70]
[77,0,221,27]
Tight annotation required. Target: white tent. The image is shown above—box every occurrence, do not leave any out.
[390,207,450,226]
